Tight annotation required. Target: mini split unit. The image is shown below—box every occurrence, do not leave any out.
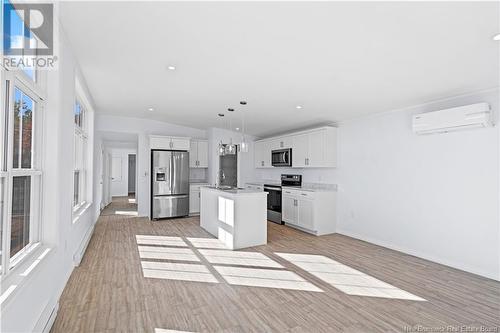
[412,102,493,135]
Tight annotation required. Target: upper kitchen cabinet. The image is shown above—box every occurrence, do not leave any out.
[269,136,293,150]
[254,140,272,168]
[254,126,337,169]
[150,135,191,150]
[292,128,336,168]
[190,140,208,168]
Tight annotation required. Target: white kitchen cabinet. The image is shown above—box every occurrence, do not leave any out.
[292,133,308,167]
[254,126,337,169]
[190,140,208,168]
[297,197,314,230]
[270,136,293,150]
[254,141,272,168]
[189,183,208,214]
[150,135,191,151]
[282,193,298,225]
[282,188,336,236]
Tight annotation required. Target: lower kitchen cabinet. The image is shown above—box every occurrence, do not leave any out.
[282,188,336,235]
[189,184,208,214]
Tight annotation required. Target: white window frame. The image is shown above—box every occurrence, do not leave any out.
[72,77,93,221]
[0,69,45,276]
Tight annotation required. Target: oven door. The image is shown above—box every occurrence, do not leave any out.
[271,149,291,167]
[264,186,283,224]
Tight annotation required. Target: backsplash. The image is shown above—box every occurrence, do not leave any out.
[189,168,208,182]
[254,167,338,184]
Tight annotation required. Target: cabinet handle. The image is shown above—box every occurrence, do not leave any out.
[261,161,264,166]
[198,192,200,198]
[301,193,307,196]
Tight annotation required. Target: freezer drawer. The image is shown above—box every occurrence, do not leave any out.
[152,195,189,219]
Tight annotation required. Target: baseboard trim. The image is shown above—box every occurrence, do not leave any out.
[73,223,95,267]
[336,229,499,281]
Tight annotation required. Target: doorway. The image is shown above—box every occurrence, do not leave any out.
[128,154,136,197]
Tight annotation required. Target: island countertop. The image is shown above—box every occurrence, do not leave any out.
[201,186,268,196]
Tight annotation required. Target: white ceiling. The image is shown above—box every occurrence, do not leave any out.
[60,1,499,137]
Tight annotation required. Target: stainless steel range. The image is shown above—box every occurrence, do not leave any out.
[264,174,302,224]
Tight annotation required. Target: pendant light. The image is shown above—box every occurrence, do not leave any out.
[217,113,226,156]
[239,101,249,153]
[224,114,237,155]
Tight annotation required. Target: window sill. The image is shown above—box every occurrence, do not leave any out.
[72,201,92,224]
[0,245,54,308]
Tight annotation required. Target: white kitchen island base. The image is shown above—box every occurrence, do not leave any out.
[200,187,268,250]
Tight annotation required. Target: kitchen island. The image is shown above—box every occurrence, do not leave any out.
[200,187,268,250]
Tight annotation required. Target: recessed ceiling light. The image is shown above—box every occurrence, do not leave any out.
[296,105,303,109]
[167,65,176,70]
[493,34,500,41]
[240,101,247,105]
[148,107,154,111]
[218,113,225,117]
[228,108,234,112]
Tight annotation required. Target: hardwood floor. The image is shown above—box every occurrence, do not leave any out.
[51,198,500,333]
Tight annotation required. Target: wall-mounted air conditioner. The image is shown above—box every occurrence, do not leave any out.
[412,103,493,135]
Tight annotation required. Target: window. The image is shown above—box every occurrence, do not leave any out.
[73,100,87,211]
[0,73,43,273]
[0,1,45,272]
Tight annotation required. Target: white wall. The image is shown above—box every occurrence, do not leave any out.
[110,148,137,197]
[96,115,207,217]
[335,89,499,281]
[1,25,98,332]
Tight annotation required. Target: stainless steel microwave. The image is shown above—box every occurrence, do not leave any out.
[271,148,292,167]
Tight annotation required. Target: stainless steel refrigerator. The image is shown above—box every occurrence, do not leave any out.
[151,150,189,219]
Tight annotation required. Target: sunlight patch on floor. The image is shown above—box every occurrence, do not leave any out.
[115,210,138,216]
[142,261,218,283]
[198,249,283,268]
[128,198,136,203]
[136,235,187,247]
[276,253,425,301]
[186,237,228,249]
[154,328,196,333]
[138,246,200,261]
[214,266,323,292]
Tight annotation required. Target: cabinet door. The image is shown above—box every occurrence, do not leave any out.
[292,134,308,168]
[308,130,325,167]
[197,141,208,167]
[189,190,201,213]
[171,138,190,150]
[282,195,298,225]
[298,198,314,230]
[262,141,272,167]
[254,141,265,168]
[189,141,198,168]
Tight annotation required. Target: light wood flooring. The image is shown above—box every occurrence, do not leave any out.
[51,197,500,333]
